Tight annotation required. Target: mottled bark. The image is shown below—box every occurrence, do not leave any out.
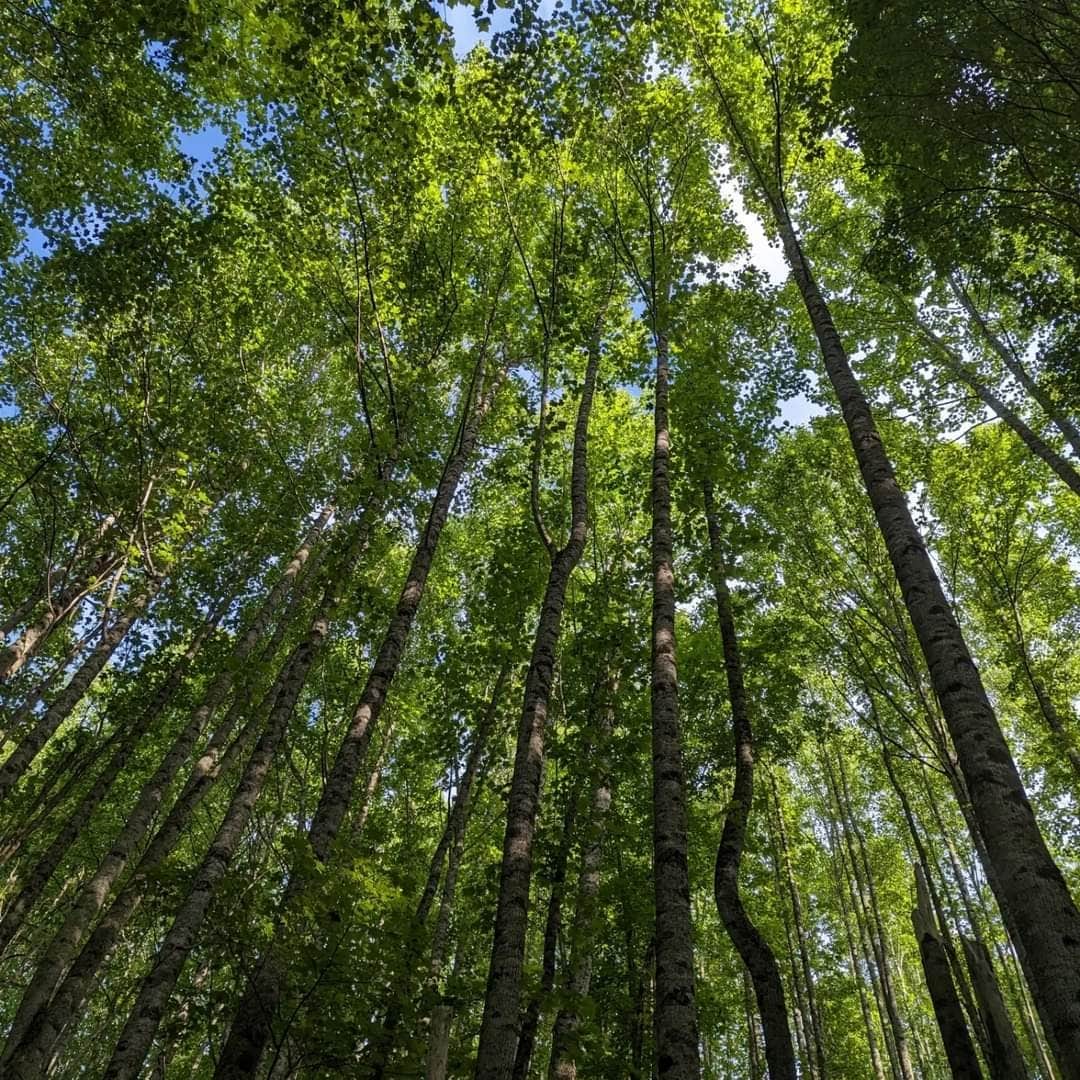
[648,332,700,1080]
[0,550,120,681]
[705,481,797,1080]
[912,867,983,1080]
[548,672,618,1080]
[100,606,335,1080]
[0,578,160,800]
[1,505,338,1076]
[705,58,1080,1068]
[217,369,495,1080]
[474,334,600,1080]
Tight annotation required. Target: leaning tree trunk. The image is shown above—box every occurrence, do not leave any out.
[912,867,984,1080]
[473,332,601,1080]
[1,501,342,1076]
[0,576,161,800]
[703,57,1080,1069]
[0,599,225,959]
[649,331,701,1080]
[919,322,1080,498]
[948,273,1080,459]
[216,365,496,1080]
[962,936,1029,1080]
[704,479,797,1080]
[547,669,618,1080]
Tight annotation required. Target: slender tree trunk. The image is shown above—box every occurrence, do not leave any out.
[548,671,618,1080]
[947,273,1080,459]
[512,790,576,1080]
[703,58,1080,1065]
[920,322,1080,497]
[743,970,765,1080]
[217,368,495,1080]
[365,663,510,1079]
[824,754,914,1080]
[912,867,983,1080]
[0,600,224,959]
[0,577,161,800]
[100,596,338,1080]
[1,504,340,1076]
[0,551,120,681]
[473,334,600,1080]
[647,331,700,1080]
[351,718,395,837]
[962,936,1028,1080]
[704,480,797,1080]
[830,816,887,1080]
[768,773,826,1079]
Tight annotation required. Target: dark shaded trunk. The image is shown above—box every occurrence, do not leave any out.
[547,671,618,1080]
[474,332,600,1080]
[648,332,700,1080]
[962,936,1029,1080]
[704,480,797,1080]
[217,367,495,1080]
[512,791,576,1080]
[912,867,983,1080]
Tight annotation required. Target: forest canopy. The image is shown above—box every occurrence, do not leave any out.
[1,1,1079,1078]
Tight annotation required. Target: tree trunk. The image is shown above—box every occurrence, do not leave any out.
[0,550,120,681]
[912,867,983,1080]
[705,480,797,1080]
[1,502,341,1076]
[962,936,1029,1080]
[547,670,618,1080]
[920,321,1080,498]
[947,273,1080,459]
[0,600,224,959]
[99,601,337,1080]
[473,334,599,1080]
[704,61,1080,1060]
[216,366,496,1080]
[769,773,826,1079]
[0,577,160,800]
[648,331,700,1080]
[512,790,576,1080]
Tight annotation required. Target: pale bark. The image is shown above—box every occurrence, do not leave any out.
[0,602,223,959]
[0,578,160,800]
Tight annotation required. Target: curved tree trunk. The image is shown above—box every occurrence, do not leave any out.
[702,56,1080,1069]
[704,479,797,1080]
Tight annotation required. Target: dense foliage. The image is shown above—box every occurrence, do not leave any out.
[1,2,1078,1078]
